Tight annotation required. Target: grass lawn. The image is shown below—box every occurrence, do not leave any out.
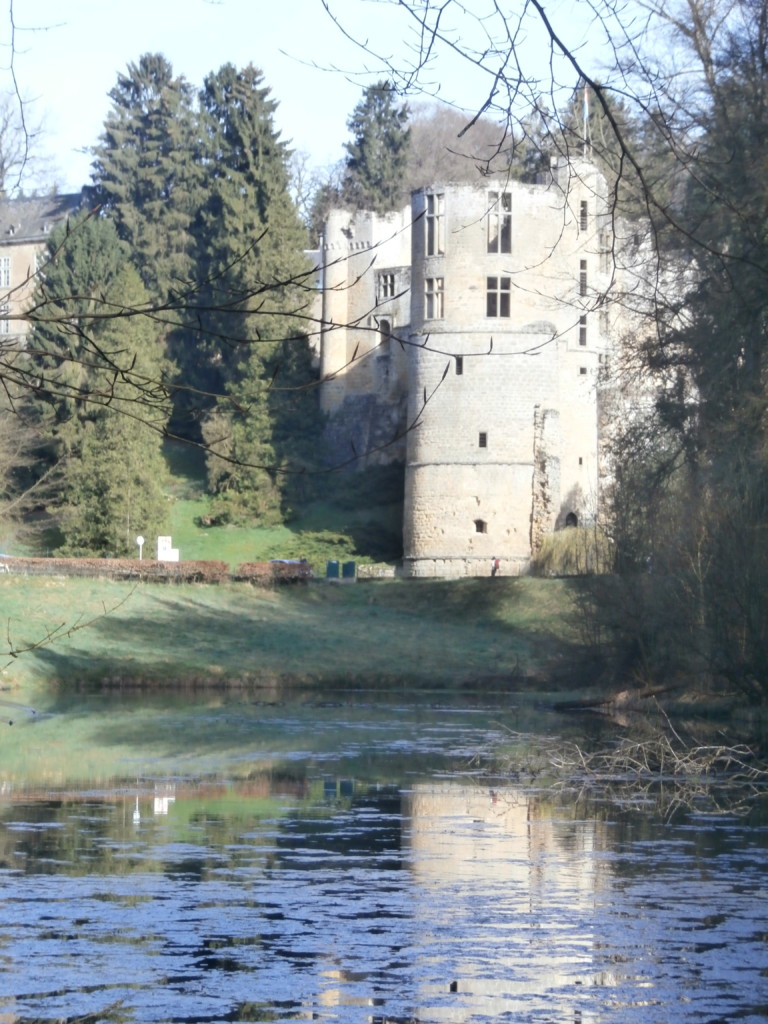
[0,575,584,704]
[0,446,592,710]
[163,440,404,569]
[168,498,382,568]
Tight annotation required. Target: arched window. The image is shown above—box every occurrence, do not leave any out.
[565,512,578,528]
[379,318,392,350]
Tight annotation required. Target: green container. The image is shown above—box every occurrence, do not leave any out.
[342,561,357,579]
[326,560,340,579]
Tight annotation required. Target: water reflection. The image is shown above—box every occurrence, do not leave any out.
[0,697,765,1023]
[405,785,610,1022]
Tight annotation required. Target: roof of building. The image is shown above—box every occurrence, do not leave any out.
[0,192,84,245]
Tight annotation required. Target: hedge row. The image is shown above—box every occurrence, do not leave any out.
[0,557,312,586]
[230,561,313,583]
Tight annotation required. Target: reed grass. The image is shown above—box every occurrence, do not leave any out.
[533,526,614,577]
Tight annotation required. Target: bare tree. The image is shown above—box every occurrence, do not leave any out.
[0,91,47,194]
[405,101,512,187]
[320,0,768,696]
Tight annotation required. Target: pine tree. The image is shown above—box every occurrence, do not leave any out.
[91,54,201,302]
[190,63,315,520]
[26,213,171,555]
[341,81,411,213]
[659,23,768,690]
[557,81,676,217]
[267,334,326,509]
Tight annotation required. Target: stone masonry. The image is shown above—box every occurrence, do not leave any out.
[318,159,616,577]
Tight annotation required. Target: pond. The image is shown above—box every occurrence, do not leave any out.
[0,691,766,1023]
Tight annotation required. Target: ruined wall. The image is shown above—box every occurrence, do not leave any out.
[319,161,616,574]
[318,206,412,465]
[402,163,611,577]
[531,407,561,559]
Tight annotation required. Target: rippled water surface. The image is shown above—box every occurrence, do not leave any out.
[0,693,766,1023]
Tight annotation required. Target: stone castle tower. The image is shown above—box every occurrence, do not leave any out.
[318,159,617,577]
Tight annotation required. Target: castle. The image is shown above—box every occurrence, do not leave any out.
[1,175,624,579]
[317,159,620,577]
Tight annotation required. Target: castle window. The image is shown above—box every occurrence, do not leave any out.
[474,519,487,534]
[486,276,511,317]
[377,272,396,300]
[579,315,587,346]
[378,318,392,349]
[579,259,588,296]
[565,512,578,527]
[579,366,587,375]
[487,191,512,253]
[478,431,488,448]
[425,277,444,319]
[0,304,9,335]
[426,193,445,256]
[599,230,612,273]
[0,256,10,289]
[455,355,464,375]
[580,200,588,231]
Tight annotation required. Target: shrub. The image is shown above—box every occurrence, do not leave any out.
[533,526,614,577]
[0,556,230,584]
[232,561,312,585]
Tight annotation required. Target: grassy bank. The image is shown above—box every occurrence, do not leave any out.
[164,443,405,569]
[0,575,583,701]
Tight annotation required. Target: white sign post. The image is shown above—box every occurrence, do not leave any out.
[136,535,145,560]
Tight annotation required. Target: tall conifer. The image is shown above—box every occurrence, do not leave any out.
[91,54,201,302]
[193,63,315,518]
[26,213,171,554]
[341,81,410,213]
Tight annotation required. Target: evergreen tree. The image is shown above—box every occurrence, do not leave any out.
[657,19,768,691]
[559,81,679,219]
[55,391,169,556]
[267,334,326,509]
[90,54,201,302]
[26,213,171,555]
[341,81,410,213]
[192,63,315,520]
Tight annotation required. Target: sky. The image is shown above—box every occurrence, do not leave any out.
[1,0,603,196]
[1,0,424,193]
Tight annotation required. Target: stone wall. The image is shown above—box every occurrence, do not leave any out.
[319,160,619,577]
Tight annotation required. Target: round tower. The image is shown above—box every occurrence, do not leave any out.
[402,167,610,577]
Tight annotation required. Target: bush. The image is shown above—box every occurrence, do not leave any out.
[0,556,230,584]
[231,561,312,585]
